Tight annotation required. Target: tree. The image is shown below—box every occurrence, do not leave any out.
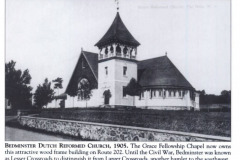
[220,90,231,104]
[124,78,142,106]
[33,78,55,109]
[124,78,142,96]
[68,90,77,107]
[5,60,33,109]
[77,78,92,107]
[52,77,63,95]
[200,90,206,96]
[52,77,63,107]
[221,90,230,96]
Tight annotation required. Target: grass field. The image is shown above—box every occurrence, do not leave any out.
[37,108,231,137]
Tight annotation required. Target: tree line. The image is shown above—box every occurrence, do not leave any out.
[199,90,231,105]
[5,60,64,110]
[5,60,231,110]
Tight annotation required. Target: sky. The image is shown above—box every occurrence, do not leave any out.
[6,0,230,95]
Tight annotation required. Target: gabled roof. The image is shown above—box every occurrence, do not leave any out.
[66,51,194,92]
[82,51,98,79]
[65,51,98,94]
[95,12,140,48]
[138,56,194,90]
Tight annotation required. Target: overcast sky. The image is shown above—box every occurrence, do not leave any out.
[6,0,230,95]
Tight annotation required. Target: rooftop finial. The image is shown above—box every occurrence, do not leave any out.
[165,51,167,56]
[115,0,119,12]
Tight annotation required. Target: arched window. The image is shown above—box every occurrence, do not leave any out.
[116,44,121,55]
[105,47,108,54]
[110,45,114,53]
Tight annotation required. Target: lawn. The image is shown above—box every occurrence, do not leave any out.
[37,108,231,137]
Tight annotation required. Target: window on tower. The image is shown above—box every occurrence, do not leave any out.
[123,66,127,76]
[105,67,108,75]
[123,86,127,98]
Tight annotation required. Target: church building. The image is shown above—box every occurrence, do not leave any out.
[63,11,200,110]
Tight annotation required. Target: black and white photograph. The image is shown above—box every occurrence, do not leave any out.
[5,0,230,141]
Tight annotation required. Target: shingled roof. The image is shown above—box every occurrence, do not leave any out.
[138,56,194,90]
[95,12,140,48]
[83,51,98,78]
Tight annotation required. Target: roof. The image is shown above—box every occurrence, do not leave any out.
[82,51,98,79]
[138,56,194,89]
[66,51,194,91]
[65,51,98,94]
[95,12,140,48]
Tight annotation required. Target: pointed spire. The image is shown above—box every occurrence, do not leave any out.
[115,0,119,12]
[95,12,140,48]
[165,51,168,56]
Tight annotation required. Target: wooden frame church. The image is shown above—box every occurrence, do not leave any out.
[60,11,200,110]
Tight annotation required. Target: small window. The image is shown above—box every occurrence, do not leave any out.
[179,91,182,97]
[173,91,176,97]
[123,86,127,98]
[163,91,166,97]
[159,90,162,97]
[141,91,144,98]
[182,91,185,97]
[82,59,85,69]
[123,66,127,76]
[169,91,172,97]
[152,90,156,97]
[105,67,108,75]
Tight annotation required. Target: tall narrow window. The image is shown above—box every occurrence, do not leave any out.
[179,91,182,97]
[159,90,162,97]
[123,66,127,76]
[173,91,176,97]
[105,67,108,75]
[82,59,85,69]
[163,90,166,97]
[123,86,127,98]
[153,90,156,97]
[141,91,144,98]
[169,91,172,97]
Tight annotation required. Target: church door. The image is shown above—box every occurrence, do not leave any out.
[103,89,111,105]
[104,96,110,104]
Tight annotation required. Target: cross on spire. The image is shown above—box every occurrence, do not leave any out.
[115,0,119,12]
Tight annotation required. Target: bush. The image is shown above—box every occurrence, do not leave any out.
[37,108,231,137]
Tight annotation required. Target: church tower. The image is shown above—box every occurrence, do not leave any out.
[95,12,140,107]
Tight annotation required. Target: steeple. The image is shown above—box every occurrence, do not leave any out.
[95,12,140,61]
[95,12,140,48]
[115,0,119,12]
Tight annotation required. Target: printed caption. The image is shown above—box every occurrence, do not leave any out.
[5,142,231,160]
